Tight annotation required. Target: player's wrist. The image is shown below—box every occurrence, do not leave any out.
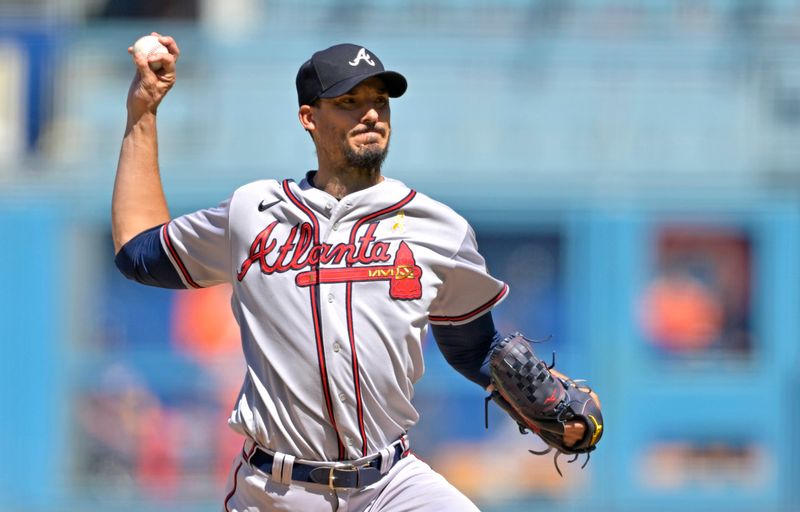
[125,109,158,130]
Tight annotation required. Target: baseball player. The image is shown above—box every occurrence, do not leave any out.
[113,35,589,511]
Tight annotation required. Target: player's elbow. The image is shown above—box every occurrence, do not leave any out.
[113,224,186,289]
[114,243,139,281]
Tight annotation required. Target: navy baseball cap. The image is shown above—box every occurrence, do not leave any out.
[296,44,407,106]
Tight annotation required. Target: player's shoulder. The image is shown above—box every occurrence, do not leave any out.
[226,179,286,209]
[396,183,469,231]
[384,178,471,251]
[230,179,284,199]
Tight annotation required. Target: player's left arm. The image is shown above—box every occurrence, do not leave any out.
[431,311,497,388]
[431,313,587,447]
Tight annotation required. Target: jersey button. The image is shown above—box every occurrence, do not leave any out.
[332,222,340,231]
[327,294,334,303]
[338,393,347,402]
[333,342,341,353]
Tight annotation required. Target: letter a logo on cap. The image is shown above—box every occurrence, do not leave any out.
[349,48,375,67]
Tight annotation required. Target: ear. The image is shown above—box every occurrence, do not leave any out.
[298,105,316,132]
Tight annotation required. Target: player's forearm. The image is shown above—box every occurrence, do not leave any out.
[431,312,500,388]
[112,112,171,253]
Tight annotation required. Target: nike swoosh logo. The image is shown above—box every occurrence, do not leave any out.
[258,199,282,212]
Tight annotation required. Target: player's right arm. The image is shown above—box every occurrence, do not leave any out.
[111,34,230,290]
[111,33,180,254]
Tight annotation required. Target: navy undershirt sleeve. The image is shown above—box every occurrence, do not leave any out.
[114,224,187,289]
[431,311,503,389]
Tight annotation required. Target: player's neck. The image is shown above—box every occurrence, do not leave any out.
[313,166,384,200]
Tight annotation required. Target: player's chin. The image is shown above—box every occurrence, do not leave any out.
[344,143,388,169]
[354,141,385,154]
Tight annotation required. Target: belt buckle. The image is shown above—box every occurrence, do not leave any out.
[328,464,359,490]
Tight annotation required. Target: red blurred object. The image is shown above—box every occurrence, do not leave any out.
[641,275,724,351]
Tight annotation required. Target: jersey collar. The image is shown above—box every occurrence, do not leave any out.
[296,170,411,219]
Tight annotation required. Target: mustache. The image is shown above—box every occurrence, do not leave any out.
[351,126,386,137]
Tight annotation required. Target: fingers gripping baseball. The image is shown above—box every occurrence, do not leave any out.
[126,33,180,116]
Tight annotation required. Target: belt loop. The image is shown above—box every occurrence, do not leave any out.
[280,454,295,485]
[271,452,286,483]
[379,446,394,474]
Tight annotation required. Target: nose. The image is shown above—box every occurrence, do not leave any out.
[361,108,379,125]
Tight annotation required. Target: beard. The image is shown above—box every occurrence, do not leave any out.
[343,140,389,171]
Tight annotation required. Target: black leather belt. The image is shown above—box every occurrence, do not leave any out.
[248,442,406,489]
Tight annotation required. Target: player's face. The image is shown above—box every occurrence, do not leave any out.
[311,77,392,170]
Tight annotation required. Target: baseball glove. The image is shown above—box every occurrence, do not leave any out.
[485,333,603,476]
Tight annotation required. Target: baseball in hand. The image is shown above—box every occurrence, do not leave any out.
[132,35,169,71]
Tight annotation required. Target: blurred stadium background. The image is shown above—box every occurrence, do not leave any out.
[2,0,800,511]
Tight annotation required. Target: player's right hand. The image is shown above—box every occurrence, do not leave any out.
[126,32,180,117]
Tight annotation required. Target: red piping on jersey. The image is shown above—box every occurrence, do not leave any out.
[161,223,201,289]
[428,283,509,323]
[347,190,417,456]
[223,443,257,512]
[283,180,345,460]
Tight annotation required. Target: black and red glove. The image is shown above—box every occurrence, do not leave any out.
[486,333,604,475]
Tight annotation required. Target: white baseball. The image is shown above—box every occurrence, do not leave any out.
[132,35,169,71]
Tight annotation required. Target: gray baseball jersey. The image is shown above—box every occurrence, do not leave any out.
[160,173,508,461]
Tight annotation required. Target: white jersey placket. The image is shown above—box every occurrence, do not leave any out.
[286,181,372,460]
[317,197,368,459]
[282,181,349,459]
